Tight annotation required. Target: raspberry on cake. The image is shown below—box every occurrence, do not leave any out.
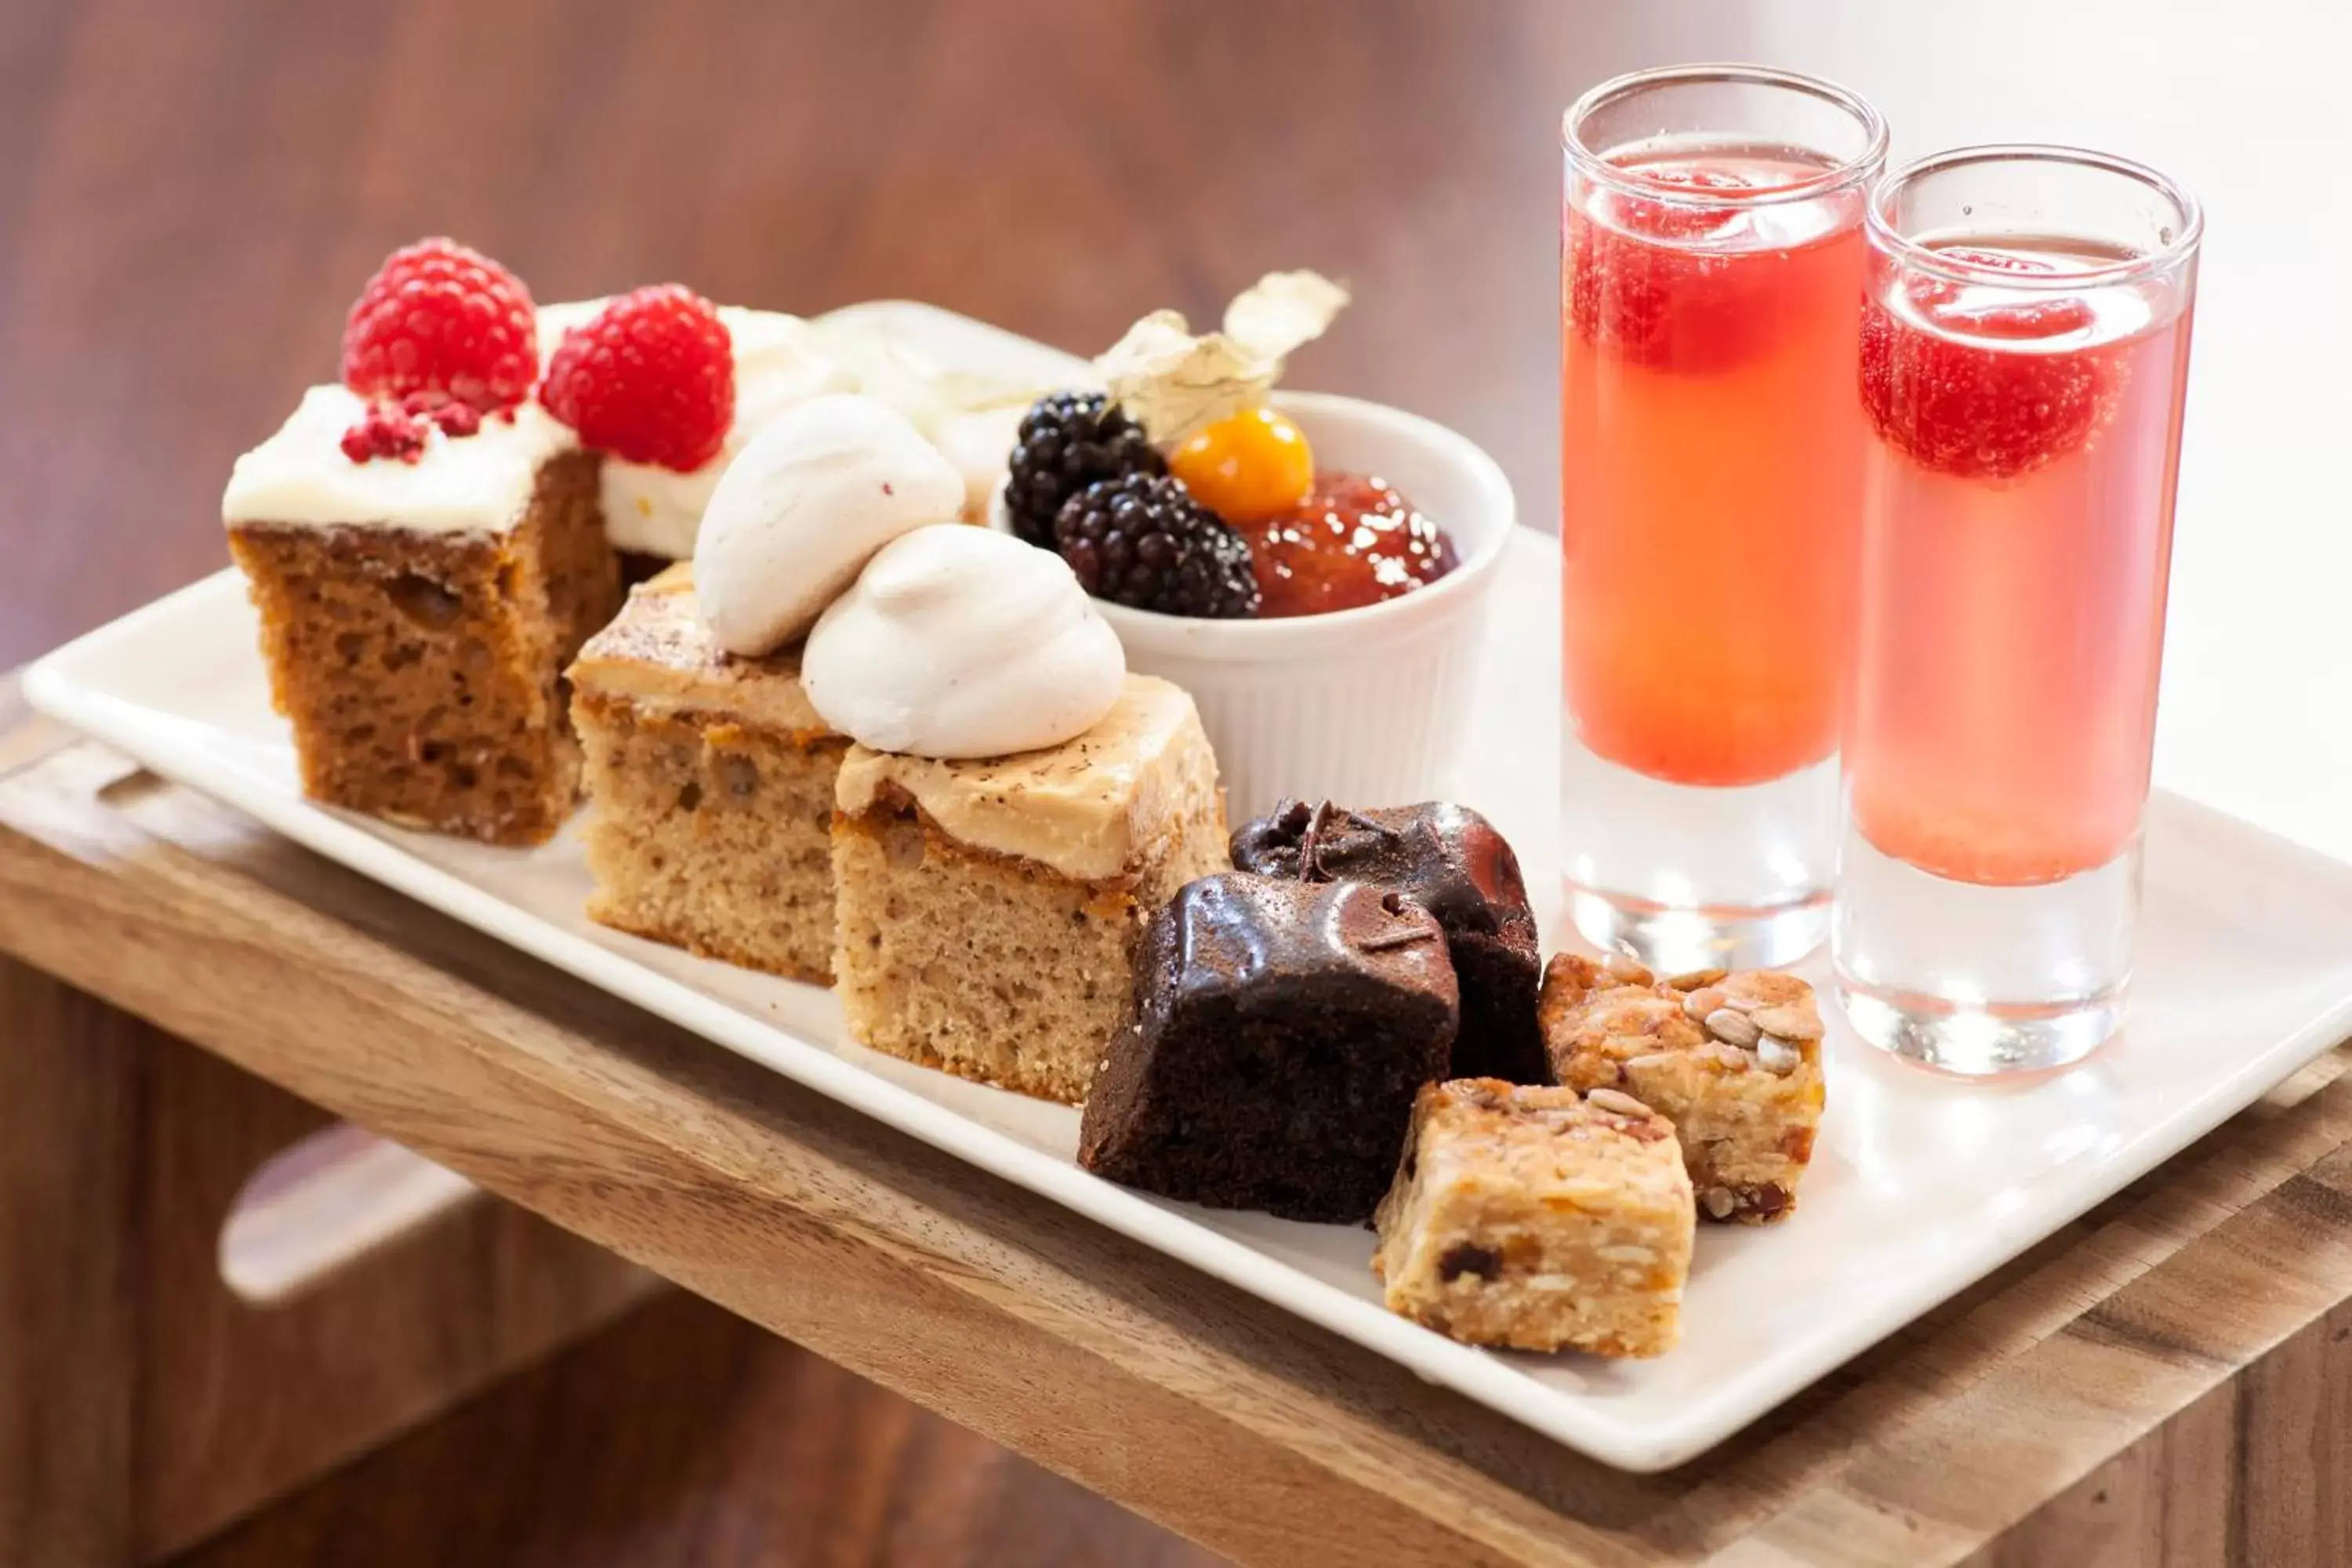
[1077,873,1458,1223]
[343,238,539,413]
[224,239,619,845]
[567,565,846,981]
[1373,1079,1693,1357]
[537,296,855,563]
[1537,953,1826,1225]
[541,285,735,472]
[830,672,1229,1104]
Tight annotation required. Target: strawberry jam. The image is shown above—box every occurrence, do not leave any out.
[1246,473,1457,618]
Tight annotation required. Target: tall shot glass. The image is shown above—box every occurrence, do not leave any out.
[1560,65,1886,972]
[1834,147,2201,1073]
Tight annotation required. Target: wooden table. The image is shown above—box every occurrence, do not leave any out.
[5,677,2351,1566]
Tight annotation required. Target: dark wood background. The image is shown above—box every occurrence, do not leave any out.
[2,0,2318,1562]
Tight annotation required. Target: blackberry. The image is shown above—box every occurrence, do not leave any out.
[1054,474,1261,619]
[1004,391,1165,547]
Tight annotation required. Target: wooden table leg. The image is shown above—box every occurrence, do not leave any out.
[0,948,662,1565]
[0,956,139,1566]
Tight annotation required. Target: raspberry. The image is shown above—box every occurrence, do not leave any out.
[1054,474,1259,619]
[538,285,734,471]
[1565,198,1769,374]
[1860,255,2109,481]
[339,402,426,464]
[398,389,484,437]
[341,238,538,413]
[337,390,485,465]
[1909,249,2096,341]
[1004,392,1165,547]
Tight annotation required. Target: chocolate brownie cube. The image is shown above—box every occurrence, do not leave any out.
[1076,873,1458,1223]
[1232,800,1544,1083]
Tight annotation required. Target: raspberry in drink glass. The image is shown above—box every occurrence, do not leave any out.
[1559,66,1885,971]
[1833,147,2202,1074]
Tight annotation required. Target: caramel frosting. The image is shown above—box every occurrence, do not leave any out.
[566,564,833,739]
[834,675,1221,883]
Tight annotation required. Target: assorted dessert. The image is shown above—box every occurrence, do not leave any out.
[1078,798,1824,1356]
[1374,1080,1693,1358]
[225,241,618,845]
[568,562,848,982]
[1078,872,1460,1223]
[1004,272,1461,620]
[1539,953,1826,1225]
[535,292,855,568]
[221,238,1832,1363]
[220,238,1073,844]
[1230,799,1546,1084]
[818,540,1228,1103]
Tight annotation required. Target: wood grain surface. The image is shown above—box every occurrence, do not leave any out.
[173,1290,1218,1568]
[3,703,2350,1566]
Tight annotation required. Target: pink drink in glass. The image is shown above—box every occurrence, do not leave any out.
[1562,146,1867,789]
[1559,67,1885,973]
[1834,147,2201,1073]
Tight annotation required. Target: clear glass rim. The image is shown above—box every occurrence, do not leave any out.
[1867,143,2205,290]
[1562,63,1889,209]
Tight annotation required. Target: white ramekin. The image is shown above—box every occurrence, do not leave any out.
[1087,390,1515,822]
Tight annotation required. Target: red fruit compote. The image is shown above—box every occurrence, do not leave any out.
[1559,66,1886,971]
[1833,147,2203,1074]
[1248,473,1456,618]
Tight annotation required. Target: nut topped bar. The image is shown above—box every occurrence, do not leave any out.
[1538,953,1826,1225]
[1373,1079,1694,1357]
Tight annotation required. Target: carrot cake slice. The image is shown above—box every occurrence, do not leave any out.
[832,674,1229,1103]
[224,384,616,845]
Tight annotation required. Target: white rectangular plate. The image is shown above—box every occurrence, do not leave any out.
[27,305,2352,1472]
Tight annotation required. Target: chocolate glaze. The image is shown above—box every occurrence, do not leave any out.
[1077,873,1458,1225]
[1231,800,1547,1083]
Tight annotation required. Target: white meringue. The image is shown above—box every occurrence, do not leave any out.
[804,525,1126,759]
[694,394,964,657]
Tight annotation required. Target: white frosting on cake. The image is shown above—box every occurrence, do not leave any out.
[695,394,965,658]
[538,300,856,559]
[804,524,1125,760]
[220,384,575,535]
